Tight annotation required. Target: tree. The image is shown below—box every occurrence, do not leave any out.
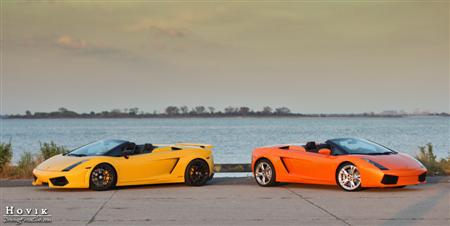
[239,107,250,115]
[194,106,206,114]
[224,106,238,114]
[275,107,291,115]
[208,106,215,114]
[58,107,68,113]
[111,109,122,114]
[25,110,32,116]
[262,106,272,114]
[165,106,180,115]
[129,107,139,115]
[180,106,189,114]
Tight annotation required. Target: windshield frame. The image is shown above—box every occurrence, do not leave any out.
[67,139,127,157]
[327,138,397,155]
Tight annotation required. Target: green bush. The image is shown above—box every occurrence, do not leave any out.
[39,141,68,160]
[416,143,448,175]
[0,141,12,170]
[439,157,450,175]
[18,152,38,177]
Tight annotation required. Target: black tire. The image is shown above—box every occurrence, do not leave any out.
[254,159,276,187]
[336,163,362,192]
[90,163,117,191]
[185,159,210,186]
[208,173,215,181]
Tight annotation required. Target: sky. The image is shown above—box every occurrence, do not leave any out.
[1,0,449,114]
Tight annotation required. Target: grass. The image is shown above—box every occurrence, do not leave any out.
[0,141,67,179]
[39,141,68,160]
[0,141,12,171]
[415,143,450,175]
[0,141,449,179]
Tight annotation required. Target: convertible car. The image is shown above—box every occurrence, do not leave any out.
[252,138,427,191]
[33,139,214,190]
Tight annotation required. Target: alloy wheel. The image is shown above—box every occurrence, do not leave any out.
[338,164,361,191]
[255,161,273,186]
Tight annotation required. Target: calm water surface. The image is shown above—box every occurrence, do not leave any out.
[1,117,449,163]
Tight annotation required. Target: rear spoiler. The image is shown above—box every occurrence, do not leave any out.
[175,143,213,150]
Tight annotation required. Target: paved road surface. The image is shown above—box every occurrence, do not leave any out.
[1,177,449,226]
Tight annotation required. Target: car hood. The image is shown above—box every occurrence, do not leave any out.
[36,154,93,171]
[356,153,423,170]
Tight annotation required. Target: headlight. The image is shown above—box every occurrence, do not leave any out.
[363,158,389,170]
[62,160,88,172]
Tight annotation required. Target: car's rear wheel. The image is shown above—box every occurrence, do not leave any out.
[90,163,116,191]
[336,163,362,191]
[254,159,276,187]
[185,159,210,186]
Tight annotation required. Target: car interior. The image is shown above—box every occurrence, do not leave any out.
[122,142,155,155]
[304,142,331,154]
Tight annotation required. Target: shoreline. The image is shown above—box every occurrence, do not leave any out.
[3,115,449,120]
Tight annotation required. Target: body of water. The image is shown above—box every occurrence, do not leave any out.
[1,117,449,163]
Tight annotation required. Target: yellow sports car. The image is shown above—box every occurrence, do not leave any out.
[33,139,214,190]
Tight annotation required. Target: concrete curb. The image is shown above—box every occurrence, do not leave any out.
[213,163,251,172]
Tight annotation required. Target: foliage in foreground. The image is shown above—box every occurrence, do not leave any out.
[0,141,68,178]
[0,141,12,170]
[416,143,450,175]
[0,141,449,179]
[39,141,68,160]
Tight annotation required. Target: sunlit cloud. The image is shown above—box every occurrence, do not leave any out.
[126,20,187,38]
[52,35,138,60]
[56,35,88,49]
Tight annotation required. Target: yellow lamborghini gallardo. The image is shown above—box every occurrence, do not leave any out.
[32,139,214,190]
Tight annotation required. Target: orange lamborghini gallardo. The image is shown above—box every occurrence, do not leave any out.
[252,138,427,191]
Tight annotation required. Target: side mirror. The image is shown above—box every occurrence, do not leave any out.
[318,148,331,155]
[122,149,134,159]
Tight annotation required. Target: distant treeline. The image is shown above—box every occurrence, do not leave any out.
[3,107,449,119]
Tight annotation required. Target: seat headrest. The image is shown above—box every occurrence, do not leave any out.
[305,142,317,151]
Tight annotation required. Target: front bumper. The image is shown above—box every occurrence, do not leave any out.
[361,168,427,187]
[32,168,90,188]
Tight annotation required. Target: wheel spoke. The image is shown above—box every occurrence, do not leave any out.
[343,170,350,176]
[339,165,361,190]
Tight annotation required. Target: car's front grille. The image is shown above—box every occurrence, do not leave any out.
[418,172,427,182]
[33,174,37,182]
[381,174,398,185]
[49,176,68,186]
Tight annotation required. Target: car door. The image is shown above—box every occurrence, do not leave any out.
[116,147,180,183]
[279,146,335,183]
[299,151,336,183]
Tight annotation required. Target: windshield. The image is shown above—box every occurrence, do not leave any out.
[68,139,126,156]
[328,138,396,155]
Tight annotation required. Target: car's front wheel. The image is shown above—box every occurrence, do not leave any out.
[336,163,362,191]
[90,163,116,191]
[185,159,210,186]
[254,159,276,187]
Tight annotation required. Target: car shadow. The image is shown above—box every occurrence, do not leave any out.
[31,176,437,192]
[284,182,427,193]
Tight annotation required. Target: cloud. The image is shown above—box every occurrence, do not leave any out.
[53,35,138,60]
[127,21,187,38]
[56,35,88,49]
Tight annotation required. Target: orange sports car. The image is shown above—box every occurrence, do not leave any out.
[252,138,427,191]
